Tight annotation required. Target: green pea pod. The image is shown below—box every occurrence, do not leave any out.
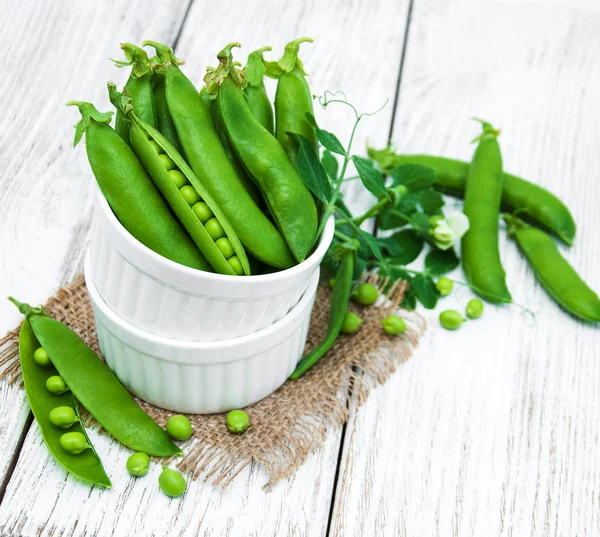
[143,40,295,269]
[265,37,317,162]
[110,85,251,276]
[367,148,576,246]
[290,249,354,379]
[199,85,263,208]
[207,44,318,262]
[504,215,600,322]
[244,46,275,134]
[12,311,111,488]
[10,299,182,457]
[67,101,211,272]
[112,44,157,146]
[462,120,512,304]
[153,74,182,152]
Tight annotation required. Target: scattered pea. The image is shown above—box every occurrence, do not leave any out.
[226,410,250,433]
[215,237,234,259]
[159,466,186,497]
[435,276,453,297]
[340,311,363,334]
[158,153,175,171]
[33,347,51,368]
[148,140,162,154]
[59,432,89,454]
[466,298,484,319]
[228,256,244,275]
[352,283,379,306]
[46,375,69,395]
[205,218,225,240]
[49,406,78,429]
[328,277,336,289]
[179,185,200,206]
[381,315,407,335]
[439,310,465,331]
[126,452,151,477]
[168,169,187,189]
[191,202,213,223]
[166,415,192,441]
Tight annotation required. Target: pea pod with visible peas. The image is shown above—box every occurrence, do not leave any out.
[504,214,600,322]
[67,101,211,272]
[207,43,318,262]
[9,298,183,457]
[462,120,511,304]
[244,46,275,134]
[265,37,318,162]
[11,311,111,487]
[112,44,157,147]
[109,83,250,276]
[143,40,295,269]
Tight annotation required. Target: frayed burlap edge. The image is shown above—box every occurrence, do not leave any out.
[0,273,425,491]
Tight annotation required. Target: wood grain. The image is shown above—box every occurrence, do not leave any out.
[330,0,600,535]
[0,0,410,535]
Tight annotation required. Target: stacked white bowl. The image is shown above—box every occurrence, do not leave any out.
[85,188,335,413]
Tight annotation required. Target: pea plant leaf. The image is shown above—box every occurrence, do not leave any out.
[411,273,438,309]
[352,156,390,200]
[378,229,424,265]
[410,211,432,237]
[288,132,332,203]
[401,288,418,310]
[306,113,346,155]
[391,164,435,191]
[417,189,445,216]
[321,150,339,181]
[425,248,460,275]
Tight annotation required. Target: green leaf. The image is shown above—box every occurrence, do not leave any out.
[401,289,417,310]
[378,206,409,230]
[367,143,401,172]
[410,211,432,236]
[306,114,346,155]
[288,132,332,203]
[378,229,424,265]
[352,156,390,200]
[322,150,339,181]
[424,248,460,275]
[417,190,445,215]
[412,273,438,309]
[391,164,434,191]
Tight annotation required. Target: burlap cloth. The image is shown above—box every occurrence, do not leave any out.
[0,273,424,490]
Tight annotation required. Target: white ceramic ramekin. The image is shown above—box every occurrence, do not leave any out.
[85,254,319,414]
[88,187,333,342]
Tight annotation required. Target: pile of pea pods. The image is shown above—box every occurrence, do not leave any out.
[70,38,323,277]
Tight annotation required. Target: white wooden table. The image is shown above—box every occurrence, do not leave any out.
[1,0,599,535]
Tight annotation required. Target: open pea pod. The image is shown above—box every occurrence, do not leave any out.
[130,120,251,276]
[11,299,182,457]
[15,313,111,488]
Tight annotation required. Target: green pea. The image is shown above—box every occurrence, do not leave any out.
[228,256,244,275]
[126,452,151,477]
[191,202,214,223]
[159,466,186,497]
[466,298,484,319]
[439,310,465,331]
[168,169,187,189]
[59,432,89,454]
[49,406,78,429]
[381,315,406,335]
[33,347,52,368]
[215,237,234,259]
[340,311,363,334]
[46,375,69,395]
[352,283,379,306]
[328,277,336,289]
[179,185,201,206]
[158,153,176,171]
[435,277,453,297]
[226,409,250,433]
[205,218,225,240]
[166,415,192,441]
[148,140,162,154]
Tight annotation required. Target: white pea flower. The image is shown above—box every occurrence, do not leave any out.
[431,212,470,250]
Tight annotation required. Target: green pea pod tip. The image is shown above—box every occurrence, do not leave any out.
[471,117,501,143]
[142,40,184,67]
[111,43,153,78]
[204,42,245,96]
[66,101,113,147]
[265,37,313,77]
[245,46,272,87]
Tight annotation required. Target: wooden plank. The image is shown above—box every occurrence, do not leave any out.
[0,0,191,496]
[329,0,600,536]
[0,0,411,535]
